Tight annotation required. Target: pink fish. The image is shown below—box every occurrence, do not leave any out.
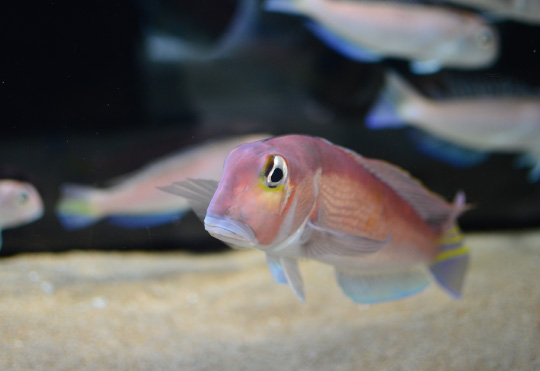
[56,134,269,230]
[161,135,469,303]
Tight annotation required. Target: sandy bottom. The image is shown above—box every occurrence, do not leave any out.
[1,231,539,370]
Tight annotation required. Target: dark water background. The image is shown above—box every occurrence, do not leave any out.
[1,0,540,255]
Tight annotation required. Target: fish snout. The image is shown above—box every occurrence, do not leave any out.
[204,215,258,249]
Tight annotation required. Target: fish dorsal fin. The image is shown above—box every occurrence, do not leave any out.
[157,178,218,221]
[346,150,454,229]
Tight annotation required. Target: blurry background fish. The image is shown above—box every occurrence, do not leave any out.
[0,170,44,250]
[265,0,499,74]
[56,133,268,230]
[0,0,540,255]
[137,0,260,62]
[366,71,540,180]
[443,0,540,25]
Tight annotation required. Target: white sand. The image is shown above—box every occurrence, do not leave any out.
[0,231,539,370]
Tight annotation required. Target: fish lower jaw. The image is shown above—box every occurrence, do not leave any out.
[204,215,259,249]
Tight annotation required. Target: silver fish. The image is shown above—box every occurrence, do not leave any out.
[56,134,269,230]
[367,72,540,180]
[265,0,499,74]
[444,0,540,25]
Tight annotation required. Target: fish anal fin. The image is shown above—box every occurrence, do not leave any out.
[409,129,490,168]
[335,267,430,304]
[157,178,218,221]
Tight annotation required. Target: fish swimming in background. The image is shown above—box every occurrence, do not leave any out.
[264,0,499,74]
[0,180,44,249]
[56,134,269,230]
[443,0,540,25]
[160,135,469,304]
[143,0,260,61]
[366,71,540,181]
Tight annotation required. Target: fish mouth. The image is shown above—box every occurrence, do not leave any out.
[204,215,258,249]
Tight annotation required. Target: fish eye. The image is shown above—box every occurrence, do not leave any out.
[264,155,288,189]
[17,191,29,204]
[475,29,494,49]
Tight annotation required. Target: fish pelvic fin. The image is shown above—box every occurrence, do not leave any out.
[335,267,430,304]
[366,71,426,130]
[55,184,103,230]
[266,253,288,284]
[430,224,469,298]
[266,254,305,302]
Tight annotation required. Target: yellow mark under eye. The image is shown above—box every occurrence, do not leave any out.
[261,155,288,191]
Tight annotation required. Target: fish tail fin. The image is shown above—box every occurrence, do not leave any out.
[430,193,470,298]
[55,184,103,230]
[515,153,540,182]
[366,71,427,130]
[264,0,311,15]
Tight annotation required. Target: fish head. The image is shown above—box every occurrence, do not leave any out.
[454,15,499,68]
[204,136,320,249]
[0,180,44,229]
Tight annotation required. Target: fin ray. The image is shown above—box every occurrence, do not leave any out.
[303,222,389,258]
[346,150,464,229]
[158,179,218,221]
[430,225,469,297]
[266,254,288,284]
[281,257,305,302]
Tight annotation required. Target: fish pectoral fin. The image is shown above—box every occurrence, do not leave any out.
[266,254,288,285]
[303,222,389,258]
[157,178,218,221]
[335,267,430,304]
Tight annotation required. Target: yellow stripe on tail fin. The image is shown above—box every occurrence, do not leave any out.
[430,225,469,298]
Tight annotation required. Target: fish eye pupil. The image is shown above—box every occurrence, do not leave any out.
[271,168,283,183]
[18,192,29,204]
